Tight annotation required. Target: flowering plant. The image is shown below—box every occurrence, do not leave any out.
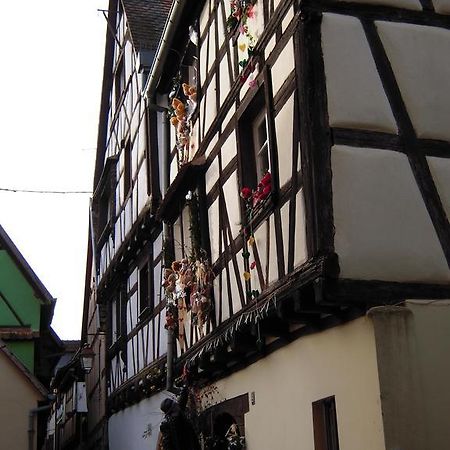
[227,0,258,87]
[239,172,272,294]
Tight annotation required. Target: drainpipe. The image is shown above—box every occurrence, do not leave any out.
[161,108,175,392]
[28,404,52,450]
[144,0,188,393]
[146,100,174,391]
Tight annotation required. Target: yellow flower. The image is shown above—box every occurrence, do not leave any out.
[247,236,255,247]
[239,42,247,53]
[243,271,251,281]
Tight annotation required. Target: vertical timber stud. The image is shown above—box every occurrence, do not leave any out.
[297,3,335,258]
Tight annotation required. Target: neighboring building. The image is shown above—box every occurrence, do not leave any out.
[83,1,172,450]
[0,224,63,449]
[86,0,450,450]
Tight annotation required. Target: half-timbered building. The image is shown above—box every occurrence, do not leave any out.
[86,0,450,449]
[83,1,173,450]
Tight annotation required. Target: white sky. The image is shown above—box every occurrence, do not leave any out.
[0,1,108,339]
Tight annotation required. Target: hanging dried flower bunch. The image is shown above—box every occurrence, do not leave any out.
[163,193,214,349]
[169,82,197,166]
[163,256,214,350]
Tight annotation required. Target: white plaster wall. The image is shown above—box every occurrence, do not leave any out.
[406,301,450,450]
[337,0,421,7]
[294,189,308,268]
[433,0,450,14]
[370,302,450,450]
[208,198,220,263]
[271,39,295,97]
[220,55,231,107]
[275,94,294,188]
[321,14,397,133]
[221,131,237,168]
[268,215,278,283]
[427,156,450,221]
[204,76,217,137]
[206,158,220,196]
[377,21,450,141]
[109,392,172,450]
[223,172,241,239]
[210,317,385,450]
[332,145,450,283]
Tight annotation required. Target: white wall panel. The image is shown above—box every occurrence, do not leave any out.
[221,131,237,168]
[280,203,290,270]
[271,39,294,96]
[282,5,294,33]
[204,76,217,136]
[206,158,220,193]
[208,22,216,73]
[219,56,231,107]
[427,157,450,220]
[223,172,241,239]
[332,145,450,283]
[268,216,278,284]
[228,261,242,314]
[294,189,308,268]
[221,271,231,321]
[322,14,397,133]
[137,164,147,215]
[377,21,450,141]
[275,94,294,187]
[208,199,220,263]
[433,0,450,14]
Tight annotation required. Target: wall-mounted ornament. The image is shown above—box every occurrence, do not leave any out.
[169,82,198,166]
[227,0,259,87]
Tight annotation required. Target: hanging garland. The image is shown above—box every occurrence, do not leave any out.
[226,0,258,87]
[169,82,198,166]
[240,171,272,299]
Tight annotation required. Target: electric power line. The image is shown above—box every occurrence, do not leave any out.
[0,187,92,195]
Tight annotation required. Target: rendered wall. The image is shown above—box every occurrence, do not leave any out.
[108,391,172,450]
[208,317,385,450]
[0,351,43,450]
[370,302,450,450]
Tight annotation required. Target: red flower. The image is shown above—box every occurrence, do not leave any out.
[260,185,271,200]
[260,171,272,187]
[240,187,252,199]
[250,261,256,270]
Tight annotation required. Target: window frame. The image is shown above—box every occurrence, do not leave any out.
[312,396,340,450]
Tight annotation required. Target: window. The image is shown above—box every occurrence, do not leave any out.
[238,88,271,190]
[312,396,340,450]
[253,111,270,181]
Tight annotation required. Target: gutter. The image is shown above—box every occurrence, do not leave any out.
[144,0,188,99]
